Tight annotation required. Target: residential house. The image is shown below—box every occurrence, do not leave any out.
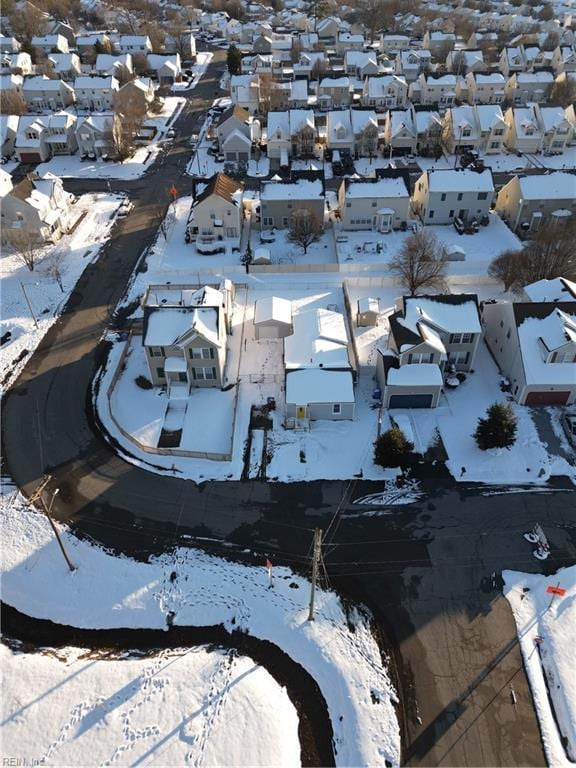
[74,75,119,110]
[292,51,326,79]
[362,75,408,109]
[47,52,81,81]
[326,109,354,154]
[394,49,432,82]
[503,104,543,153]
[415,109,443,153]
[481,300,576,405]
[187,173,243,242]
[318,76,353,110]
[316,17,341,40]
[75,33,111,56]
[551,45,576,75]
[522,277,576,303]
[499,45,528,78]
[476,104,507,153]
[44,111,77,155]
[0,73,23,95]
[351,109,380,156]
[338,176,410,232]
[409,73,458,106]
[0,52,32,75]
[412,168,495,225]
[260,178,324,230]
[95,53,133,78]
[22,76,75,110]
[464,72,506,104]
[376,293,482,409]
[142,282,233,389]
[335,32,364,55]
[504,71,554,105]
[383,107,417,153]
[118,35,152,54]
[380,34,411,56]
[266,109,316,167]
[446,49,487,74]
[114,78,154,114]
[0,35,21,53]
[164,32,196,61]
[147,54,182,85]
[0,171,76,243]
[216,105,251,146]
[442,105,481,153]
[31,34,69,54]
[538,105,573,152]
[75,115,114,158]
[230,74,260,113]
[284,307,355,422]
[495,172,576,233]
[0,114,19,158]
[345,51,381,79]
[13,116,49,162]
[422,31,456,58]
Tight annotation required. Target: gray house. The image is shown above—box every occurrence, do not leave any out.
[260,179,324,230]
[376,294,482,409]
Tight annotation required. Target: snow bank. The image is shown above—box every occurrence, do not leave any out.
[503,566,576,766]
[0,488,401,767]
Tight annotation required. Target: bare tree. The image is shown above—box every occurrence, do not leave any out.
[292,125,315,157]
[258,72,276,115]
[290,39,303,65]
[132,52,149,76]
[359,124,379,161]
[107,93,145,161]
[0,89,27,115]
[115,63,134,86]
[488,222,576,292]
[548,75,576,108]
[9,5,48,40]
[389,230,449,295]
[42,248,66,291]
[7,231,42,272]
[310,58,327,82]
[356,0,393,42]
[288,208,323,254]
[450,50,467,76]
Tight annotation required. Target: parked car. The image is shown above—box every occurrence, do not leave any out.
[562,413,576,447]
[166,128,176,139]
[117,200,134,217]
[453,216,466,235]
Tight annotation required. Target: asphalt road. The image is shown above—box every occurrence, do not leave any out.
[3,51,576,766]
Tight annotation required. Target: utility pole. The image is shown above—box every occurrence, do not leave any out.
[30,476,76,572]
[20,282,38,329]
[308,528,323,621]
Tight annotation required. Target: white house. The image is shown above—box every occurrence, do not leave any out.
[73,76,119,111]
[383,107,417,152]
[230,74,260,113]
[505,71,554,105]
[318,76,353,110]
[22,76,75,110]
[410,73,458,106]
[361,75,408,109]
[394,49,432,82]
[118,35,152,54]
[412,168,495,225]
[260,178,324,230]
[503,104,543,153]
[31,34,69,54]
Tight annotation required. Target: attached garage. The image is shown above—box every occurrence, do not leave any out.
[18,152,42,163]
[524,391,570,406]
[389,393,434,408]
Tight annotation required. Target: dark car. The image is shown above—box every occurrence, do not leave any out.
[453,216,466,235]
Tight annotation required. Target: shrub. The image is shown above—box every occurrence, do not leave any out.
[474,402,518,450]
[135,375,153,389]
[374,427,414,468]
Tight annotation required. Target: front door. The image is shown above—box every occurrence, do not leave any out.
[458,208,468,220]
[379,213,392,233]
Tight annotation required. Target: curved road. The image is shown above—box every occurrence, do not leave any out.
[3,52,575,767]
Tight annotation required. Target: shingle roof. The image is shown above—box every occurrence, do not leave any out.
[193,172,243,207]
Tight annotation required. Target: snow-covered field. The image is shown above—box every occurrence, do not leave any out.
[1,642,300,768]
[0,193,123,391]
[503,566,576,767]
[0,489,401,767]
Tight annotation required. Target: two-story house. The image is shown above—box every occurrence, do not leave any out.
[14,116,50,163]
[338,175,410,232]
[47,52,81,81]
[267,109,316,167]
[503,104,543,153]
[230,73,260,113]
[260,178,324,230]
[504,71,554,105]
[409,73,458,106]
[481,300,576,405]
[442,105,481,154]
[118,35,153,54]
[75,115,114,158]
[74,75,119,111]
[412,168,495,225]
[383,107,417,153]
[362,74,408,109]
[318,76,353,110]
[394,49,432,82]
[31,34,69,54]
[187,173,243,243]
[476,104,507,153]
[495,172,576,233]
[351,109,380,156]
[344,51,381,79]
[44,111,77,155]
[464,72,506,104]
[22,76,75,110]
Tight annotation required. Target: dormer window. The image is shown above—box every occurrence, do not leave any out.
[525,126,534,135]
[462,127,471,137]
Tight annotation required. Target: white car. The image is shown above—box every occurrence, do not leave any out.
[117,200,134,217]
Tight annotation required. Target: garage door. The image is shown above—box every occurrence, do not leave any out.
[389,394,433,408]
[19,152,41,163]
[524,391,570,405]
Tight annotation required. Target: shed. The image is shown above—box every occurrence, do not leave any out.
[446,244,466,262]
[254,296,293,339]
[253,246,271,265]
[357,297,381,326]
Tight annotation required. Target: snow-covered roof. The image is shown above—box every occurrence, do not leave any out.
[365,75,406,97]
[261,178,323,201]
[358,297,380,314]
[473,73,506,84]
[516,172,575,200]
[476,105,506,131]
[22,76,68,91]
[164,356,187,373]
[345,178,408,199]
[538,106,570,132]
[74,75,117,89]
[254,296,292,325]
[144,307,219,348]
[426,169,494,193]
[387,364,443,386]
[320,76,351,88]
[327,110,352,141]
[524,278,576,303]
[284,308,350,370]
[401,295,481,337]
[516,306,576,386]
[515,71,554,83]
[285,369,355,405]
[351,109,378,134]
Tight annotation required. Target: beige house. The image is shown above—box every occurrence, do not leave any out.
[409,73,458,107]
[114,78,154,114]
[142,282,233,389]
[481,300,576,405]
[318,77,353,110]
[216,105,251,146]
[504,72,554,106]
[22,76,75,110]
[495,172,575,233]
[383,108,417,152]
[187,173,243,243]
[74,75,118,111]
[338,176,410,232]
[260,179,324,230]
[376,293,482,409]
[464,72,506,105]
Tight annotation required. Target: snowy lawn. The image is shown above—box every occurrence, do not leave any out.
[335,213,522,277]
[1,642,300,768]
[247,223,338,267]
[503,566,576,767]
[171,52,213,91]
[36,144,162,181]
[0,492,401,768]
[0,193,123,391]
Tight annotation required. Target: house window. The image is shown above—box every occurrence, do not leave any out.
[441,193,446,201]
[190,347,214,359]
[192,366,216,380]
[462,333,473,344]
[552,141,563,148]
[448,351,469,364]
[332,403,341,415]
[493,128,504,136]
[489,141,499,148]
[457,193,463,201]
[478,192,488,200]
[282,217,289,226]
[150,346,165,357]
[449,209,454,217]
[178,372,187,382]
[263,216,274,226]
[156,367,165,378]
[428,210,434,219]
[449,333,462,344]
[407,352,434,364]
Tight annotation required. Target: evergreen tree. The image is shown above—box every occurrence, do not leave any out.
[474,402,518,450]
[227,45,242,76]
[374,427,414,468]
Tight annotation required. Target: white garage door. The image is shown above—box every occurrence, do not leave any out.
[257,325,280,339]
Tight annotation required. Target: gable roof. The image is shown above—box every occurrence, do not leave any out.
[193,172,243,208]
[390,294,481,352]
[217,104,250,126]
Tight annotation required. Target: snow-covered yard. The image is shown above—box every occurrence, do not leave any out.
[1,642,300,768]
[503,566,576,767]
[171,52,213,91]
[0,489,401,768]
[0,193,123,391]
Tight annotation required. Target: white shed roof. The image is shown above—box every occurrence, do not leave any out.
[388,364,443,386]
[254,296,292,326]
